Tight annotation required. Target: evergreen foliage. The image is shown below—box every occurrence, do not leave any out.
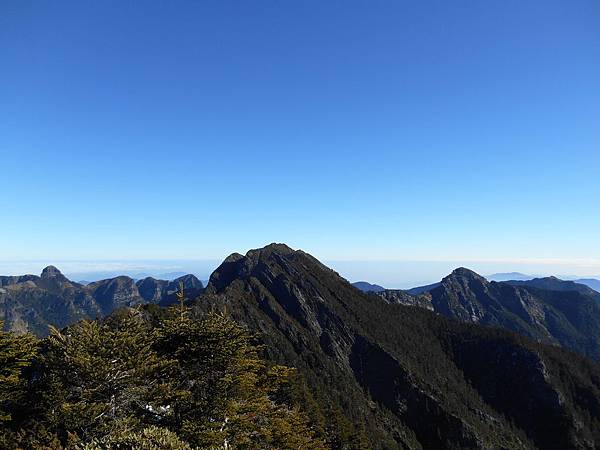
[0,321,37,422]
[0,306,324,449]
[38,312,174,441]
[157,308,325,448]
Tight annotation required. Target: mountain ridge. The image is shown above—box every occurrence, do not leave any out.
[505,276,600,300]
[375,268,600,363]
[0,266,203,336]
[194,244,600,449]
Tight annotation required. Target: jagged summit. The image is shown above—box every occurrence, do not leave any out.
[207,242,340,295]
[246,242,296,258]
[208,243,305,292]
[218,244,314,269]
[41,265,68,281]
[223,252,244,263]
[135,274,203,306]
[446,267,486,281]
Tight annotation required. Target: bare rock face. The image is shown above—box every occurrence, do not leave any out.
[40,265,69,282]
[206,243,351,341]
[86,276,144,314]
[376,289,434,310]
[166,274,203,294]
[136,277,169,303]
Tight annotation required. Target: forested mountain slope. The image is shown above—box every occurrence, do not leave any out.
[193,244,600,449]
[388,268,600,363]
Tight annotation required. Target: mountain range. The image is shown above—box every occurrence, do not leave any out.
[506,276,600,300]
[2,245,600,448]
[0,266,202,336]
[576,278,600,292]
[486,272,600,291]
[194,245,600,449]
[374,268,600,364]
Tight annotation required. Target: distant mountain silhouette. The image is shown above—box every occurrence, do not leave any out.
[351,281,386,292]
[505,276,600,301]
[486,272,533,282]
[406,281,440,295]
[575,278,600,292]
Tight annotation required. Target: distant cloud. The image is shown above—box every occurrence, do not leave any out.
[421,257,600,268]
[326,258,600,290]
[0,259,221,279]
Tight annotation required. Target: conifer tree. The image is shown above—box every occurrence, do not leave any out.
[0,322,37,423]
[38,309,175,442]
[3,303,326,448]
[158,306,326,449]
[176,280,186,320]
[82,425,191,450]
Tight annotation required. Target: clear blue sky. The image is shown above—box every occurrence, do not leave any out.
[1,1,599,284]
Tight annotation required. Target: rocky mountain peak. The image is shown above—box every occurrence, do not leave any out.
[446,267,487,283]
[167,274,203,295]
[246,242,295,259]
[40,265,69,282]
[208,244,303,293]
[173,274,202,286]
[223,252,244,264]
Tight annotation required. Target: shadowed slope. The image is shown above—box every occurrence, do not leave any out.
[194,244,600,449]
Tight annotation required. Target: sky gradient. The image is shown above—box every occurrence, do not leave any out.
[1,1,599,284]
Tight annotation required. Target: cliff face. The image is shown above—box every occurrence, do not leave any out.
[200,244,600,449]
[375,289,434,310]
